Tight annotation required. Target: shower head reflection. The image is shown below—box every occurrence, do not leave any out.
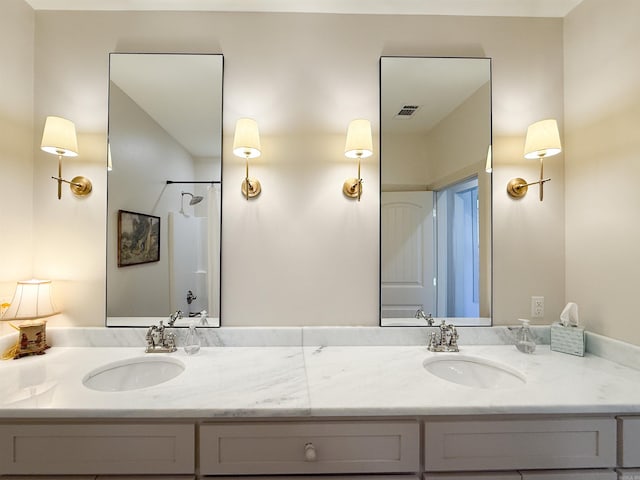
[181,191,203,206]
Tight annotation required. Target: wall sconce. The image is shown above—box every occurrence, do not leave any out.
[507,118,561,201]
[41,116,92,199]
[1,279,58,360]
[233,118,262,200]
[343,119,373,201]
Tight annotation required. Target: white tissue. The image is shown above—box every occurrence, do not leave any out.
[560,302,579,327]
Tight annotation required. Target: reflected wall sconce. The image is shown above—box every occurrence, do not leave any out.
[507,118,561,202]
[485,145,492,173]
[233,118,262,200]
[107,143,113,172]
[343,119,373,201]
[41,116,92,199]
[1,279,58,360]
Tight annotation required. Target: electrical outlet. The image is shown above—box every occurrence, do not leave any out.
[531,296,544,318]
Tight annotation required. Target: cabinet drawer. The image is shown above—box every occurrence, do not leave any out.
[424,418,616,471]
[199,421,420,475]
[618,417,640,467]
[424,473,521,480]
[520,469,617,480]
[619,469,640,480]
[0,424,195,475]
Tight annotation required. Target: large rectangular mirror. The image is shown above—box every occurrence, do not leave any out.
[380,56,491,327]
[106,53,223,327]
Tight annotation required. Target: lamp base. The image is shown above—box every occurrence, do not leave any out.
[70,176,93,196]
[343,178,362,199]
[241,178,261,199]
[506,177,528,199]
[2,320,50,360]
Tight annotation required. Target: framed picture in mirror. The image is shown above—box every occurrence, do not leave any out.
[117,210,161,267]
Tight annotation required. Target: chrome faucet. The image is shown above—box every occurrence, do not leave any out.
[168,310,183,326]
[415,308,434,326]
[427,320,459,352]
[145,310,182,353]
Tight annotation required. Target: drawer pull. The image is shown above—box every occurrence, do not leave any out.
[304,442,317,462]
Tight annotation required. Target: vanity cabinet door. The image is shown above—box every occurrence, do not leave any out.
[424,473,521,480]
[0,424,195,475]
[618,417,640,467]
[199,421,420,475]
[618,469,640,480]
[520,469,617,479]
[96,477,195,480]
[0,477,97,480]
[424,418,616,472]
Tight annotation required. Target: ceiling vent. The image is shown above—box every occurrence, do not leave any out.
[395,105,420,118]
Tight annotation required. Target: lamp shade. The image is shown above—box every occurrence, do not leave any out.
[344,119,373,159]
[107,143,113,171]
[233,118,261,159]
[40,116,78,157]
[524,119,561,159]
[485,144,492,173]
[1,280,58,321]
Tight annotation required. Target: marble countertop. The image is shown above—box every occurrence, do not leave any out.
[2,340,640,418]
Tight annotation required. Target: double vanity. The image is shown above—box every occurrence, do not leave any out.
[1,326,640,479]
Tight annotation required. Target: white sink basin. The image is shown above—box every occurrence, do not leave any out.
[423,355,526,389]
[83,356,185,392]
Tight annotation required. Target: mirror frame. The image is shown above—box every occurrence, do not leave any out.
[378,55,493,327]
[105,52,224,328]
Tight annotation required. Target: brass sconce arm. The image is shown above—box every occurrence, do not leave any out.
[343,156,363,201]
[507,176,550,199]
[242,157,261,200]
[51,174,93,196]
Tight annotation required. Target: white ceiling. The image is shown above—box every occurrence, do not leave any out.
[24,0,584,17]
[382,57,490,134]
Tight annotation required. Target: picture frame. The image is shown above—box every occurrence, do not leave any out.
[117,210,161,267]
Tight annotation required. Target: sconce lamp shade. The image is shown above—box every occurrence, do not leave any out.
[107,143,113,171]
[524,119,561,159]
[40,116,78,157]
[485,144,492,173]
[344,119,373,159]
[233,118,261,159]
[1,280,58,321]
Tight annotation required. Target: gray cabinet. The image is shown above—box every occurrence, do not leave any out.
[618,417,640,467]
[199,421,420,475]
[0,415,630,479]
[520,470,617,480]
[424,418,617,472]
[0,424,195,475]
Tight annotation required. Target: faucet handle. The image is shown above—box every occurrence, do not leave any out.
[427,331,438,351]
[165,330,176,349]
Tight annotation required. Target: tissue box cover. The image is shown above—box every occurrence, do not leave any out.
[550,322,585,356]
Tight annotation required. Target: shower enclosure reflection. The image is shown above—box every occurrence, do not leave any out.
[167,184,221,320]
[106,53,223,327]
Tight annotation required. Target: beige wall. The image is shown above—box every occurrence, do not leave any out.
[20,9,566,327]
[0,0,34,334]
[564,0,640,344]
